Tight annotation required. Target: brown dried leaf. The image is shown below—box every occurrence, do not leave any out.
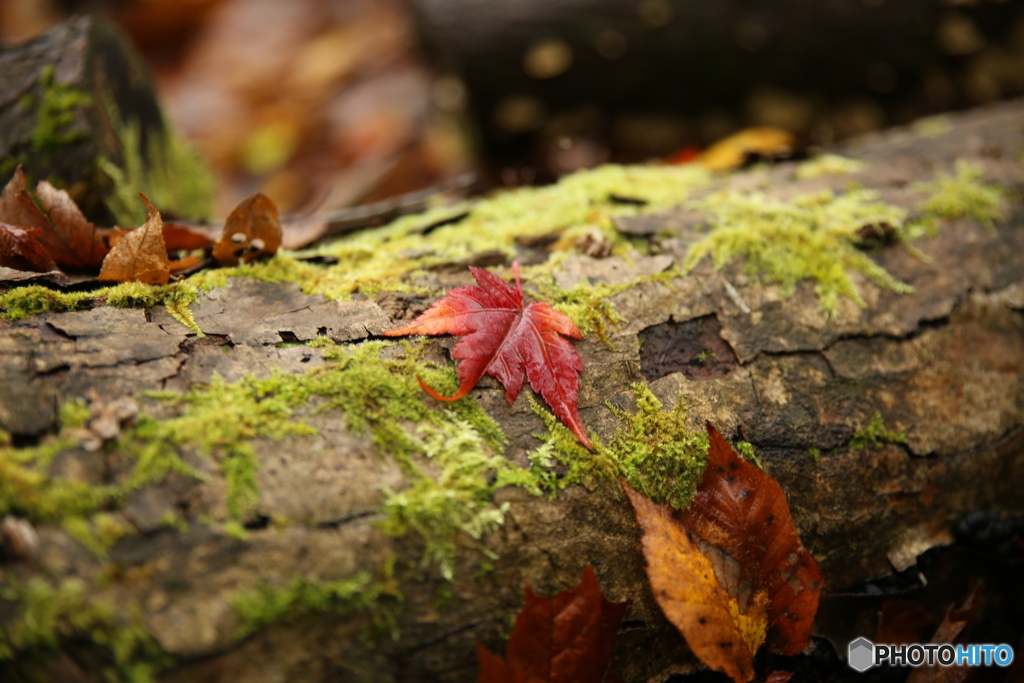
[906,583,984,683]
[0,223,58,272]
[34,181,109,269]
[0,167,49,231]
[679,425,823,657]
[98,194,171,284]
[212,192,282,265]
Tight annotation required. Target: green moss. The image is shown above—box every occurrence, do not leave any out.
[530,383,709,509]
[380,416,510,581]
[0,401,120,522]
[98,108,213,225]
[32,69,91,153]
[59,397,90,430]
[0,286,92,320]
[733,440,763,469]
[914,161,1005,234]
[232,570,399,642]
[0,577,171,681]
[62,513,130,559]
[529,277,629,348]
[682,189,913,315]
[175,163,711,304]
[850,411,908,450]
[0,282,203,335]
[807,447,822,464]
[794,154,865,180]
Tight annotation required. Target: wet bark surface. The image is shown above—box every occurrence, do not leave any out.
[1,100,1023,682]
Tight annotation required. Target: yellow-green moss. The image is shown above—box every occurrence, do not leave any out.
[0,282,202,334]
[914,161,1005,234]
[794,154,865,180]
[61,513,130,559]
[32,67,92,153]
[682,189,913,315]
[530,276,629,347]
[98,108,213,225]
[0,401,117,522]
[733,440,763,469]
[0,286,92,320]
[530,383,709,509]
[850,411,908,450]
[380,416,509,581]
[177,163,711,304]
[0,577,171,682]
[232,564,400,642]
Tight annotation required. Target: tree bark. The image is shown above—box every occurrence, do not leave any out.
[1,100,1023,682]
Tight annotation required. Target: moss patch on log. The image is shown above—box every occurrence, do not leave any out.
[850,411,908,450]
[232,567,400,642]
[681,188,914,315]
[913,160,1005,234]
[0,577,172,682]
[98,100,214,226]
[0,282,201,334]
[530,383,709,509]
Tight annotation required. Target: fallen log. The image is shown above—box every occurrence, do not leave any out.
[0,99,1022,682]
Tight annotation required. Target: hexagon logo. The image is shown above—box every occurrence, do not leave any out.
[848,637,875,672]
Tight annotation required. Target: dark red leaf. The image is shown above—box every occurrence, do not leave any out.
[477,566,628,683]
[680,424,823,657]
[383,263,591,448]
[0,223,58,272]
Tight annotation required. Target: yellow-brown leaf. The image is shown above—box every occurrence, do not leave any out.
[624,483,765,683]
[99,194,170,284]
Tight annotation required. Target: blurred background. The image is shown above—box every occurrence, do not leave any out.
[2,0,1023,218]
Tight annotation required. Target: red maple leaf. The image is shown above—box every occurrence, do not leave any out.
[476,566,628,683]
[383,263,592,448]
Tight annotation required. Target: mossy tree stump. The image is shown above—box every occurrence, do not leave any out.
[0,100,1023,682]
[0,16,211,227]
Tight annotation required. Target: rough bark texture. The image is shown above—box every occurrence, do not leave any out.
[1,101,1023,682]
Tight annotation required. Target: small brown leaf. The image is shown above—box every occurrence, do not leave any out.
[212,192,282,265]
[99,194,170,284]
[0,223,58,272]
[0,167,49,231]
[34,180,109,269]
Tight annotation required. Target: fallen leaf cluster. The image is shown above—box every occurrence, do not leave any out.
[477,425,823,683]
[0,167,283,285]
[383,262,591,448]
[625,424,823,682]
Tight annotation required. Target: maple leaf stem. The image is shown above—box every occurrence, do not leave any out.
[512,261,521,291]
[417,376,469,402]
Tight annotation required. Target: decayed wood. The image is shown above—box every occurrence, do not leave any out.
[0,100,1023,682]
[0,16,168,224]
